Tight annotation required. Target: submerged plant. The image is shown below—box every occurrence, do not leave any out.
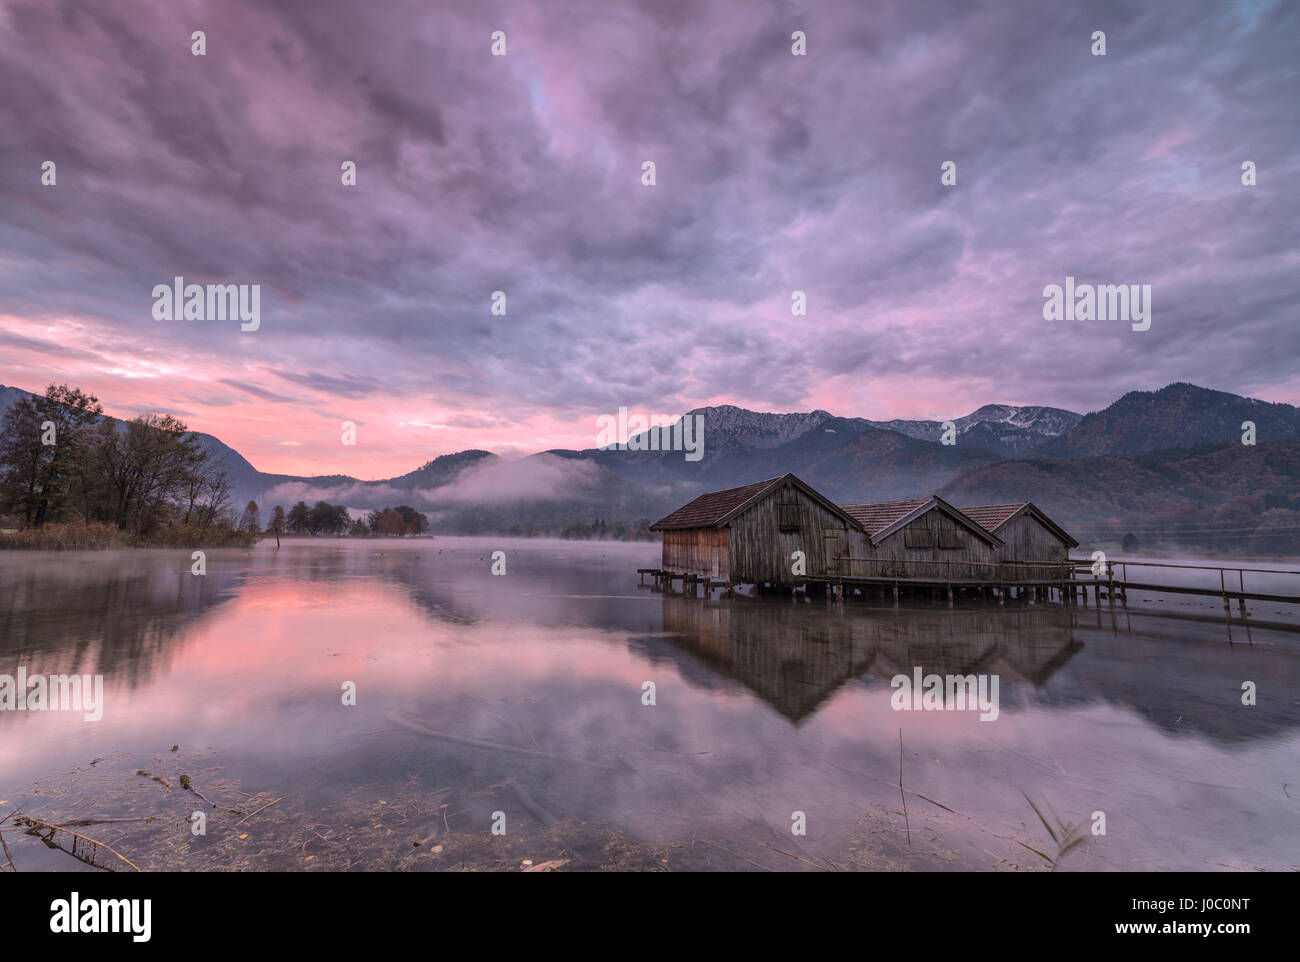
[1017,790,1087,871]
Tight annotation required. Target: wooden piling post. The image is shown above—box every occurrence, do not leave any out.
[1220,569,1233,641]
[1238,570,1252,644]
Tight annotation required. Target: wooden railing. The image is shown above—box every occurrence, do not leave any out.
[830,555,1300,602]
[1085,558,1300,606]
[833,556,1077,583]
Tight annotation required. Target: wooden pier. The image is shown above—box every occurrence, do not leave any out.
[643,477,1299,644]
[639,559,1300,638]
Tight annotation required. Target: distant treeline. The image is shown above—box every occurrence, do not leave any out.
[508,518,658,541]
[255,500,430,537]
[0,385,645,549]
[0,383,252,548]
[252,501,656,541]
[0,384,441,550]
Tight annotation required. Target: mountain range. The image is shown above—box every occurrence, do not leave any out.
[3,381,1299,552]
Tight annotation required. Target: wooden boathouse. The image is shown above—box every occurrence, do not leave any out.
[641,476,1299,628]
[644,479,1073,592]
[647,473,866,587]
[959,502,1079,581]
[837,496,1005,579]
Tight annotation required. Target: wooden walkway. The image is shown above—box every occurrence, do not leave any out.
[638,559,1300,629]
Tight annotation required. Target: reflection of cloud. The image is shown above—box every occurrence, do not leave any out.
[5,544,1298,872]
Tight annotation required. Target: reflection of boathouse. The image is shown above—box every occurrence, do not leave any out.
[658,595,1082,724]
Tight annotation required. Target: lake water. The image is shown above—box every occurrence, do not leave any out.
[2,538,1298,872]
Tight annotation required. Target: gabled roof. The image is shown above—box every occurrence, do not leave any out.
[959,502,1079,548]
[839,499,928,536]
[958,503,1027,530]
[839,496,1004,548]
[650,473,865,532]
[650,476,784,530]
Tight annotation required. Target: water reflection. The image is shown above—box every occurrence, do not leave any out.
[2,540,1298,872]
[657,598,1082,723]
[0,549,244,688]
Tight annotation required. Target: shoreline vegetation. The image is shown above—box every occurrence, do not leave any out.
[0,521,255,551]
[0,382,423,551]
[0,744,1016,872]
[0,523,658,550]
[0,383,262,551]
[0,382,655,551]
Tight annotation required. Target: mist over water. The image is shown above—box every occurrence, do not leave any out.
[2,539,1297,871]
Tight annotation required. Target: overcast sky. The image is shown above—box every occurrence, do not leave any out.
[2,0,1297,477]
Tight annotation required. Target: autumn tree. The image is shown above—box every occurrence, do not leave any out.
[87,413,213,535]
[0,396,42,526]
[0,384,102,527]
[286,501,311,534]
[0,383,256,544]
[367,505,429,536]
[309,501,349,535]
[33,385,103,526]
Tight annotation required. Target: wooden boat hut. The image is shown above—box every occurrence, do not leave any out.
[837,496,1004,580]
[647,477,1081,596]
[959,502,1079,580]
[648,473,867,587]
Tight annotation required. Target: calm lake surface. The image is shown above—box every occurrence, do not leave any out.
[2,538,1298,872]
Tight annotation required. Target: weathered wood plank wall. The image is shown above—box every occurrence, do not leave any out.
[657,486,1073,585]
[725,480,866,584]
[860,510,1000,580]
[995,513,1071,581]
[661,527,730,578]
